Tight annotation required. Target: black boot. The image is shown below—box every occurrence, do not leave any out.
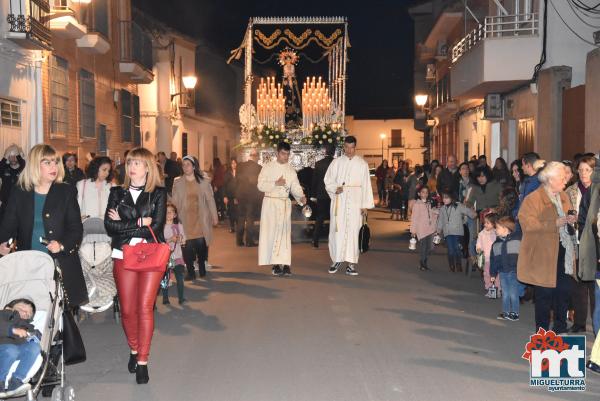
[136,364,149,384]
[448,255,455,272]
[454,256,463,272]
[128,353,137,373]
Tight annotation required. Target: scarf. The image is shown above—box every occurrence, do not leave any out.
[546,188,576,275]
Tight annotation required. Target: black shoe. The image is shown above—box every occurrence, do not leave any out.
[346,265,358,276]
[497,313,509,320]
[229,228,235,233]
[507,313,519,321]
[128,353,137,373]
[312,241,319,248]
[282,265,291,276]
[587,360,600,375]
[329,262,342,274]
[569,325,587,333]
[162,297,170,305]
[246,242,257,247]
[185,273,196,282]
[178,298,187,305]
[272,265,283,276]
[236,241,244,247]
[419,262,429,271]
[136,364,149,384]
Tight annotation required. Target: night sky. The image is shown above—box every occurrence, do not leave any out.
[133,0,416,119]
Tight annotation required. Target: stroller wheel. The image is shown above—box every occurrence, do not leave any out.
[51,386,62,401]
[64,385,75,401]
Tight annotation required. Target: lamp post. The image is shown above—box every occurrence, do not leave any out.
[414,94,431,163]
[379,132,386,162]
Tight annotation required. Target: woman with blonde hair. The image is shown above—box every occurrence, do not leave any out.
[0,144,87,306]
[104,147,167,384]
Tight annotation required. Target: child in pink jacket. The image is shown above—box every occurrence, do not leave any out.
[410,186,439,271]
[476,213,500,296]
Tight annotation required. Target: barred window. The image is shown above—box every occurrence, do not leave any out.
[0,99,21,127]
[50,56,69,136]
[79,69,96,138]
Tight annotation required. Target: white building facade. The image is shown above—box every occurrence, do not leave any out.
[0,0,47,154]
[344,116,425,168]
[412,0,600,163]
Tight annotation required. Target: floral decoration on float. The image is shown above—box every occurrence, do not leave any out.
[236,125,290,150]
[303,122,345,148]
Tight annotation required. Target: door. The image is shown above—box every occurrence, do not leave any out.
[518,118,535,156]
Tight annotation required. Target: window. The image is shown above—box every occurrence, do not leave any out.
[121,89,140,144]
[93,0,109,38]
[79,69,95,138]
[0,99,21,127]
[50,56,69,136]
[133,94,140,146]
[212,136,218,160]
[518,118,535,156]
[390,129,403,147]
[182,132,188,156]
[98,124,107,154]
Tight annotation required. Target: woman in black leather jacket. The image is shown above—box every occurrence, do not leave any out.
[104,147,166,385]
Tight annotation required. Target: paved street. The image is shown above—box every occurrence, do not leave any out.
[71,211,600,401]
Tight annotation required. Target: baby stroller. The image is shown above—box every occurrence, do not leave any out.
[0,251,73,401]
[78,218,119,322]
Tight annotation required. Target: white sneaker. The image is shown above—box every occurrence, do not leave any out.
[345,265,358,276]
[205,261,213,271]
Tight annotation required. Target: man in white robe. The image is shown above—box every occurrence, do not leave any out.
[324,136,374,276]
[257,141,306,276]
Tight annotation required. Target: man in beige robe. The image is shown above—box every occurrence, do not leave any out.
[257,142,306,276]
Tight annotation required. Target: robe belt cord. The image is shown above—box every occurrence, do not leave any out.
[334,185,362,232]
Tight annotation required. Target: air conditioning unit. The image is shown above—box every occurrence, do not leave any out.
[426,64,436,81]
[435,41,448,60]
[484,93,504,120]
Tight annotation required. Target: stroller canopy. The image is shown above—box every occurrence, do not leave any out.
[0,251,55,313]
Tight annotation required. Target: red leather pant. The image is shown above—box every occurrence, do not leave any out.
[113,259,164,362]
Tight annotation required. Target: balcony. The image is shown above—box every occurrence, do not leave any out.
[450,13,540,99]
[76,32,109,53]
[48,0,86,39]
[5,0,52,50]
[118,21,153,84]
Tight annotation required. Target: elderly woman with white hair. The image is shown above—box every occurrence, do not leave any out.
[517,161,577,334]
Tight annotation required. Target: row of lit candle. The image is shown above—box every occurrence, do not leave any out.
[302,76,333,132]
[256,77,286,128]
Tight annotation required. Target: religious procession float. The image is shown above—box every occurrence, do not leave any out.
[229,16,350,170]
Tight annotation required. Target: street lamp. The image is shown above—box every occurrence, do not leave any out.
[379,132,386,162]
[171,75,198,105]
[415,94,428,108]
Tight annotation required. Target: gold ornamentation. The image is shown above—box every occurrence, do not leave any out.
[254,29,282,46]
[314,29,342,47]
[283,29,312,46]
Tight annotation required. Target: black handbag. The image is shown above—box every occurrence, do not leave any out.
[359,215,371,254]
[56,260,87,365]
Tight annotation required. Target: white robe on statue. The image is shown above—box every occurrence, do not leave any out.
[324,155,374,264]
[257,160,305,266]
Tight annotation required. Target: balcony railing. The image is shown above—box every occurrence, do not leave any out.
[120,20,153,72]
[452,13,538,63]
[6,0,52,49]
